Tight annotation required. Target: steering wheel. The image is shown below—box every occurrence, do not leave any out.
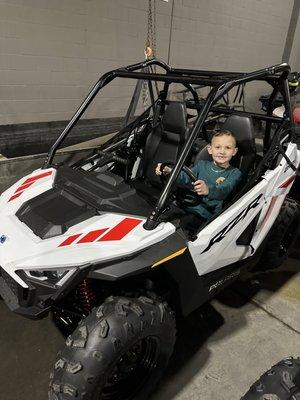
[158,162,203,207]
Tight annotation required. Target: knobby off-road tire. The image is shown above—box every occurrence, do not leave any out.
[241,357,300,400]
[259,198,300,270]
[49,296,176,400]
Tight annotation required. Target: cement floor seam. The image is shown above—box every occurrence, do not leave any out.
[242,295,300,335]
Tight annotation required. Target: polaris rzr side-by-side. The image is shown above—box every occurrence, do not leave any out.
[0,59,299,400]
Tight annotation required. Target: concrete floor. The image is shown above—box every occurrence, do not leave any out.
[0,257,299,400]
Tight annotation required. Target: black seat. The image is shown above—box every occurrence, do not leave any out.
[194,114,256,175]
[133,101,188,197]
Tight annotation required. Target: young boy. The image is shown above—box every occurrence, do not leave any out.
[155,130,242,234]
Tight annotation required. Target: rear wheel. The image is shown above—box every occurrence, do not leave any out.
[49,295,176,400]
[258,198,300,270]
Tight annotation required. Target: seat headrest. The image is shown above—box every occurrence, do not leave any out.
[162,102,187,136]
[222,114,255,155]
[193,114,256,173]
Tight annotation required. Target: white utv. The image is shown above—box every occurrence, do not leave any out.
[0,59,299,400]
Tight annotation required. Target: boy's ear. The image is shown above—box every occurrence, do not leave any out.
[233,147,238,156]
[207,144,212,154]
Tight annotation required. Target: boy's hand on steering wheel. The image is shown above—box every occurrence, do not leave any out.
[155,163,172,176]
[193,180,209,196]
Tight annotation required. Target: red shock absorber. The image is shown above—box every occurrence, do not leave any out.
[77,279,97,313]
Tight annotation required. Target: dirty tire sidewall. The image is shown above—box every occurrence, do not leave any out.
[259,198,300,270]
[49,296,176,400]
[241,356,300,400]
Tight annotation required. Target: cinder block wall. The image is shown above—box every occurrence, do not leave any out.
[0,0,296,125]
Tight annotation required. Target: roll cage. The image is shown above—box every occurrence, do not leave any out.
[42,59,298,230]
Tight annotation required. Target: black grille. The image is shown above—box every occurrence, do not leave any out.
[0,268,53,318]
[0,268,32,304]
[1,269,19,297]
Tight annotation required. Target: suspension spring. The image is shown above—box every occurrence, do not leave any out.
[77,279,97,314]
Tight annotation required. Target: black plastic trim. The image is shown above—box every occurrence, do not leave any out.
[0,265,90,320]
[164,248,263,316]
[89,230,187,281]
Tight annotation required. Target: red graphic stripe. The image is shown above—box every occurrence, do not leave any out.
[99,218,142,241]
[8,192,23,202]
[14,181,35,194]
[293,107,300,123]
[77,228,108,244]
[261,196,278,229]
[23,170,52,185]
[59,234,82,247]
[9,170,53,202]
[279,175,296,189]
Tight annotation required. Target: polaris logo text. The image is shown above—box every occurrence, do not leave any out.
[209,269,240,292]
[202,194,263,254]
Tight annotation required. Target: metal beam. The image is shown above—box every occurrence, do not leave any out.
[282,0,300,63]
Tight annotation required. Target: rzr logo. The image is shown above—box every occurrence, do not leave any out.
[58,218,142,247]
[201,194,263,254]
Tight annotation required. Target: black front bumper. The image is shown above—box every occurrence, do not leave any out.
[0,268,53,319]
[0,266,89,319]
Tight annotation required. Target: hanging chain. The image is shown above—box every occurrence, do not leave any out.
[145,0,156,57]
[143,0,157,108]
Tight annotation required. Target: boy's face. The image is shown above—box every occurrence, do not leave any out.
[207,135,238,168]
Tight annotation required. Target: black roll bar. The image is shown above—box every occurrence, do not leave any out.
[187,103,283,124]
[144,87,218,230]
[42,58,292,230]
[43,58,208,168]
[43,70,116,168]
[211,64,290,105]
[143,63,291,229]
[115,70,223,85]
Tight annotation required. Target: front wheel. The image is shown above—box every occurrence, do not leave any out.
[49,296,176,400]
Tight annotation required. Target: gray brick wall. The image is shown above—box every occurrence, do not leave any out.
[0,0,297,125]
[170,0,294,70]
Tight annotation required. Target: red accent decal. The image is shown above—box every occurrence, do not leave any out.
[261,196,278,229]
[99,218,142,241]
[77,228,108,244]
[59,234,82,247]
[8,170,53,202]
[23,170,52,185]
[293,107,300,123]
[14,181,35,193]
[8,192,23,202]
[279,175,296,189]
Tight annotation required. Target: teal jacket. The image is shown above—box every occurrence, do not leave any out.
[177,160,242,219]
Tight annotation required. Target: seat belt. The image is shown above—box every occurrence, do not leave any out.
[142,126,162,178]
[141,101,163,178]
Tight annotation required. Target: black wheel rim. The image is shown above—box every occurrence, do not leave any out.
[101,336,160,400]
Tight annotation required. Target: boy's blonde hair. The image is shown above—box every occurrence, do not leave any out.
[211,130,237,146]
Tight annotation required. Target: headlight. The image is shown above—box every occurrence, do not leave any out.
[24,268,75,286]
